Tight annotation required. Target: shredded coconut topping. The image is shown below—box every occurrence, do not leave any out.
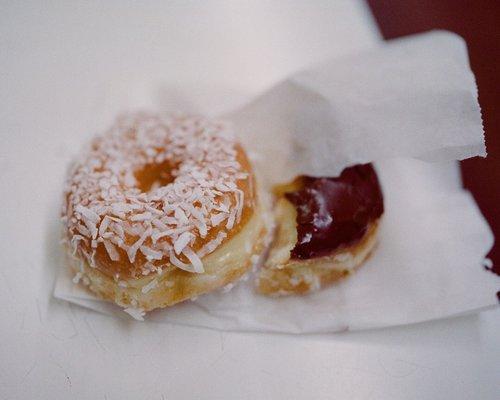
[62,112,249,277]
[123,307,146,321]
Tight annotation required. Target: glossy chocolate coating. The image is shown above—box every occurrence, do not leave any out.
[285,164,384,260]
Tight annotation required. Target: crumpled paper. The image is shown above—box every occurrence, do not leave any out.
[227,30,485,185]
[53,31,499,333]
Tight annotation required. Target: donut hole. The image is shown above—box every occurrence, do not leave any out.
[135,160,176,193]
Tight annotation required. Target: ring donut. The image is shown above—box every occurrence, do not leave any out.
[62,112,266,315]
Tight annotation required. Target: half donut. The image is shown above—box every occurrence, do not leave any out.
[257,164,383,296]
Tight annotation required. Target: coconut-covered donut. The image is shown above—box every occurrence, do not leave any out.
[257,164,383,296]
[62,112,265,316]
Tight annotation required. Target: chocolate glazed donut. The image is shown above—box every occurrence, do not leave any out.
[258,164,384,296]
[287,164,384,259]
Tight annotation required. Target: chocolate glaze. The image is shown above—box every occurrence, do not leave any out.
[483,261,499,276]
[285,164,384,260]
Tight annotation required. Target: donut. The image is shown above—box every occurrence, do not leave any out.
[61,112,266,315]
[257,164,383,296]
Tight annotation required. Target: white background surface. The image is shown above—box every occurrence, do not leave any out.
[1,1,498,399]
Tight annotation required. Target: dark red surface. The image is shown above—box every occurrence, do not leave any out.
[286,164,384,260]
[367,0,500,274]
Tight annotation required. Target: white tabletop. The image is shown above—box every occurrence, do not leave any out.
[1,1,498,399]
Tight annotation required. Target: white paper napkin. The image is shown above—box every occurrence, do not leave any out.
[227,30,485,185]
[53,31,499,333]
